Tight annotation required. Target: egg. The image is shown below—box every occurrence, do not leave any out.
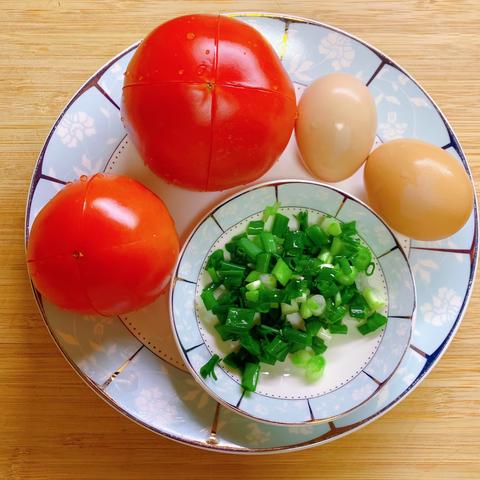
[295,73,377,182]
[364,139,474,240]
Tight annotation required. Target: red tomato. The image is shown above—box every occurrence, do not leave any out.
[122,14,296,191]
[27,174,179,316]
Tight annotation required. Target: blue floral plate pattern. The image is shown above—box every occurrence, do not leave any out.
[25,13,478,453]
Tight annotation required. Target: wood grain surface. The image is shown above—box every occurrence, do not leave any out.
[1,1,479,478]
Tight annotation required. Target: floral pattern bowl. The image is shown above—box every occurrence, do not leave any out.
[25,12,478,453]
[171,180,416,425]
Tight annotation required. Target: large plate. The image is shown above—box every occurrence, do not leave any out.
[25,13,478,453]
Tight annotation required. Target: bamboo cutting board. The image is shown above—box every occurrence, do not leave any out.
[0,1,479,478]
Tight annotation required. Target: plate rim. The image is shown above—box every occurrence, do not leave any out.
[24,11,479,453]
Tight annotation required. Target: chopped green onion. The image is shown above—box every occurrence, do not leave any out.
[246,279,261,291]
[291,349,312,366]
[272,258,293,286]
[207,249,224,269]
[285,312,303,328]
[341,221,357,236]
[201,289,218,311]
[259,231,277,253]
[366,262,376,276]
[238,237,263,261]
[352,246,372,272]
[334,291,342,307]
[325,305,347,324]
[260,273,277,290]
[224,308,256,334]
[245,270,261,282]
[215,324,238,341]
[305,355,326,382]
[330,237,344,257]
[262,202,280,222]
[206,266,220,283]
[256,252,271,273]
[349,295,370,319]
[219,261,245,272]
[295,211,309,231]
[306,224,328,246]
[362,287,385,312]
[283,327,311,347]
[284,230,305,256]
[245,290,260,303]
[334,265,358,286]
[281,300,299,316]
[247,220,264,235]
[318,248,333,264]
[264,336,289,361]
[223,351,242,370]
[240,335,261,357]
[242,362,260,391]
[321,217,342,237]
[338,257,352,275]
[311,336,327,355]
[201,202,384,392]
[200,354,221,380]
[329,323,348,334]
[305,318,322,336]
[256,324,280,337]
[272,213,289,238]
[358,312,388,335]
[300,301,313,319]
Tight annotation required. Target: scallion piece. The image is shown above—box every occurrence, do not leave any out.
[201,289,218,311]
[362,287,385,312]
[259,231,277,253]
[291,349,313,366]
[245,290,260,303]
[262,202,280,222]
[271,213,289,238]
[358,312,387,335]
[321,217,342,237]
[283,327,311,347]
[306,224,328,247]
[247,220,264,235]
[238,237,263,261]
[242,362,260,391]
[246,279,261,291]
[329,323,348,334]
[305,355,325,382]
[200,354,221,380]
[240,335,261,357]
[245,270,261,282]
[256,252,271,273]
[272,258,293,286]
[281,299,299,316]
[311,337,327,355]
[224,308,256,334]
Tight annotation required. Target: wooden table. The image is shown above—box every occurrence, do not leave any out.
[1,1,479,478]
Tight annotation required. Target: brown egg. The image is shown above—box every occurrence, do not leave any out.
[295,73,377,182]
[364,139,474,240]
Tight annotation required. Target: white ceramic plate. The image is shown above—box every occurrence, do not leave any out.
[25,13,478,453]
[171,180,415,425]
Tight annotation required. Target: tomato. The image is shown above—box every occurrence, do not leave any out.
[122,14,296,191]
[27,174,179,316]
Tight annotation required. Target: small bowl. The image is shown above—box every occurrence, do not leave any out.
[170,180,416,425]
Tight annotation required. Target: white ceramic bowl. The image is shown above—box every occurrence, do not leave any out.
[170,180,416,425]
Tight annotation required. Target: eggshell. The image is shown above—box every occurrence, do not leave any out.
[295,73,377,182]
[364,139,474,240]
